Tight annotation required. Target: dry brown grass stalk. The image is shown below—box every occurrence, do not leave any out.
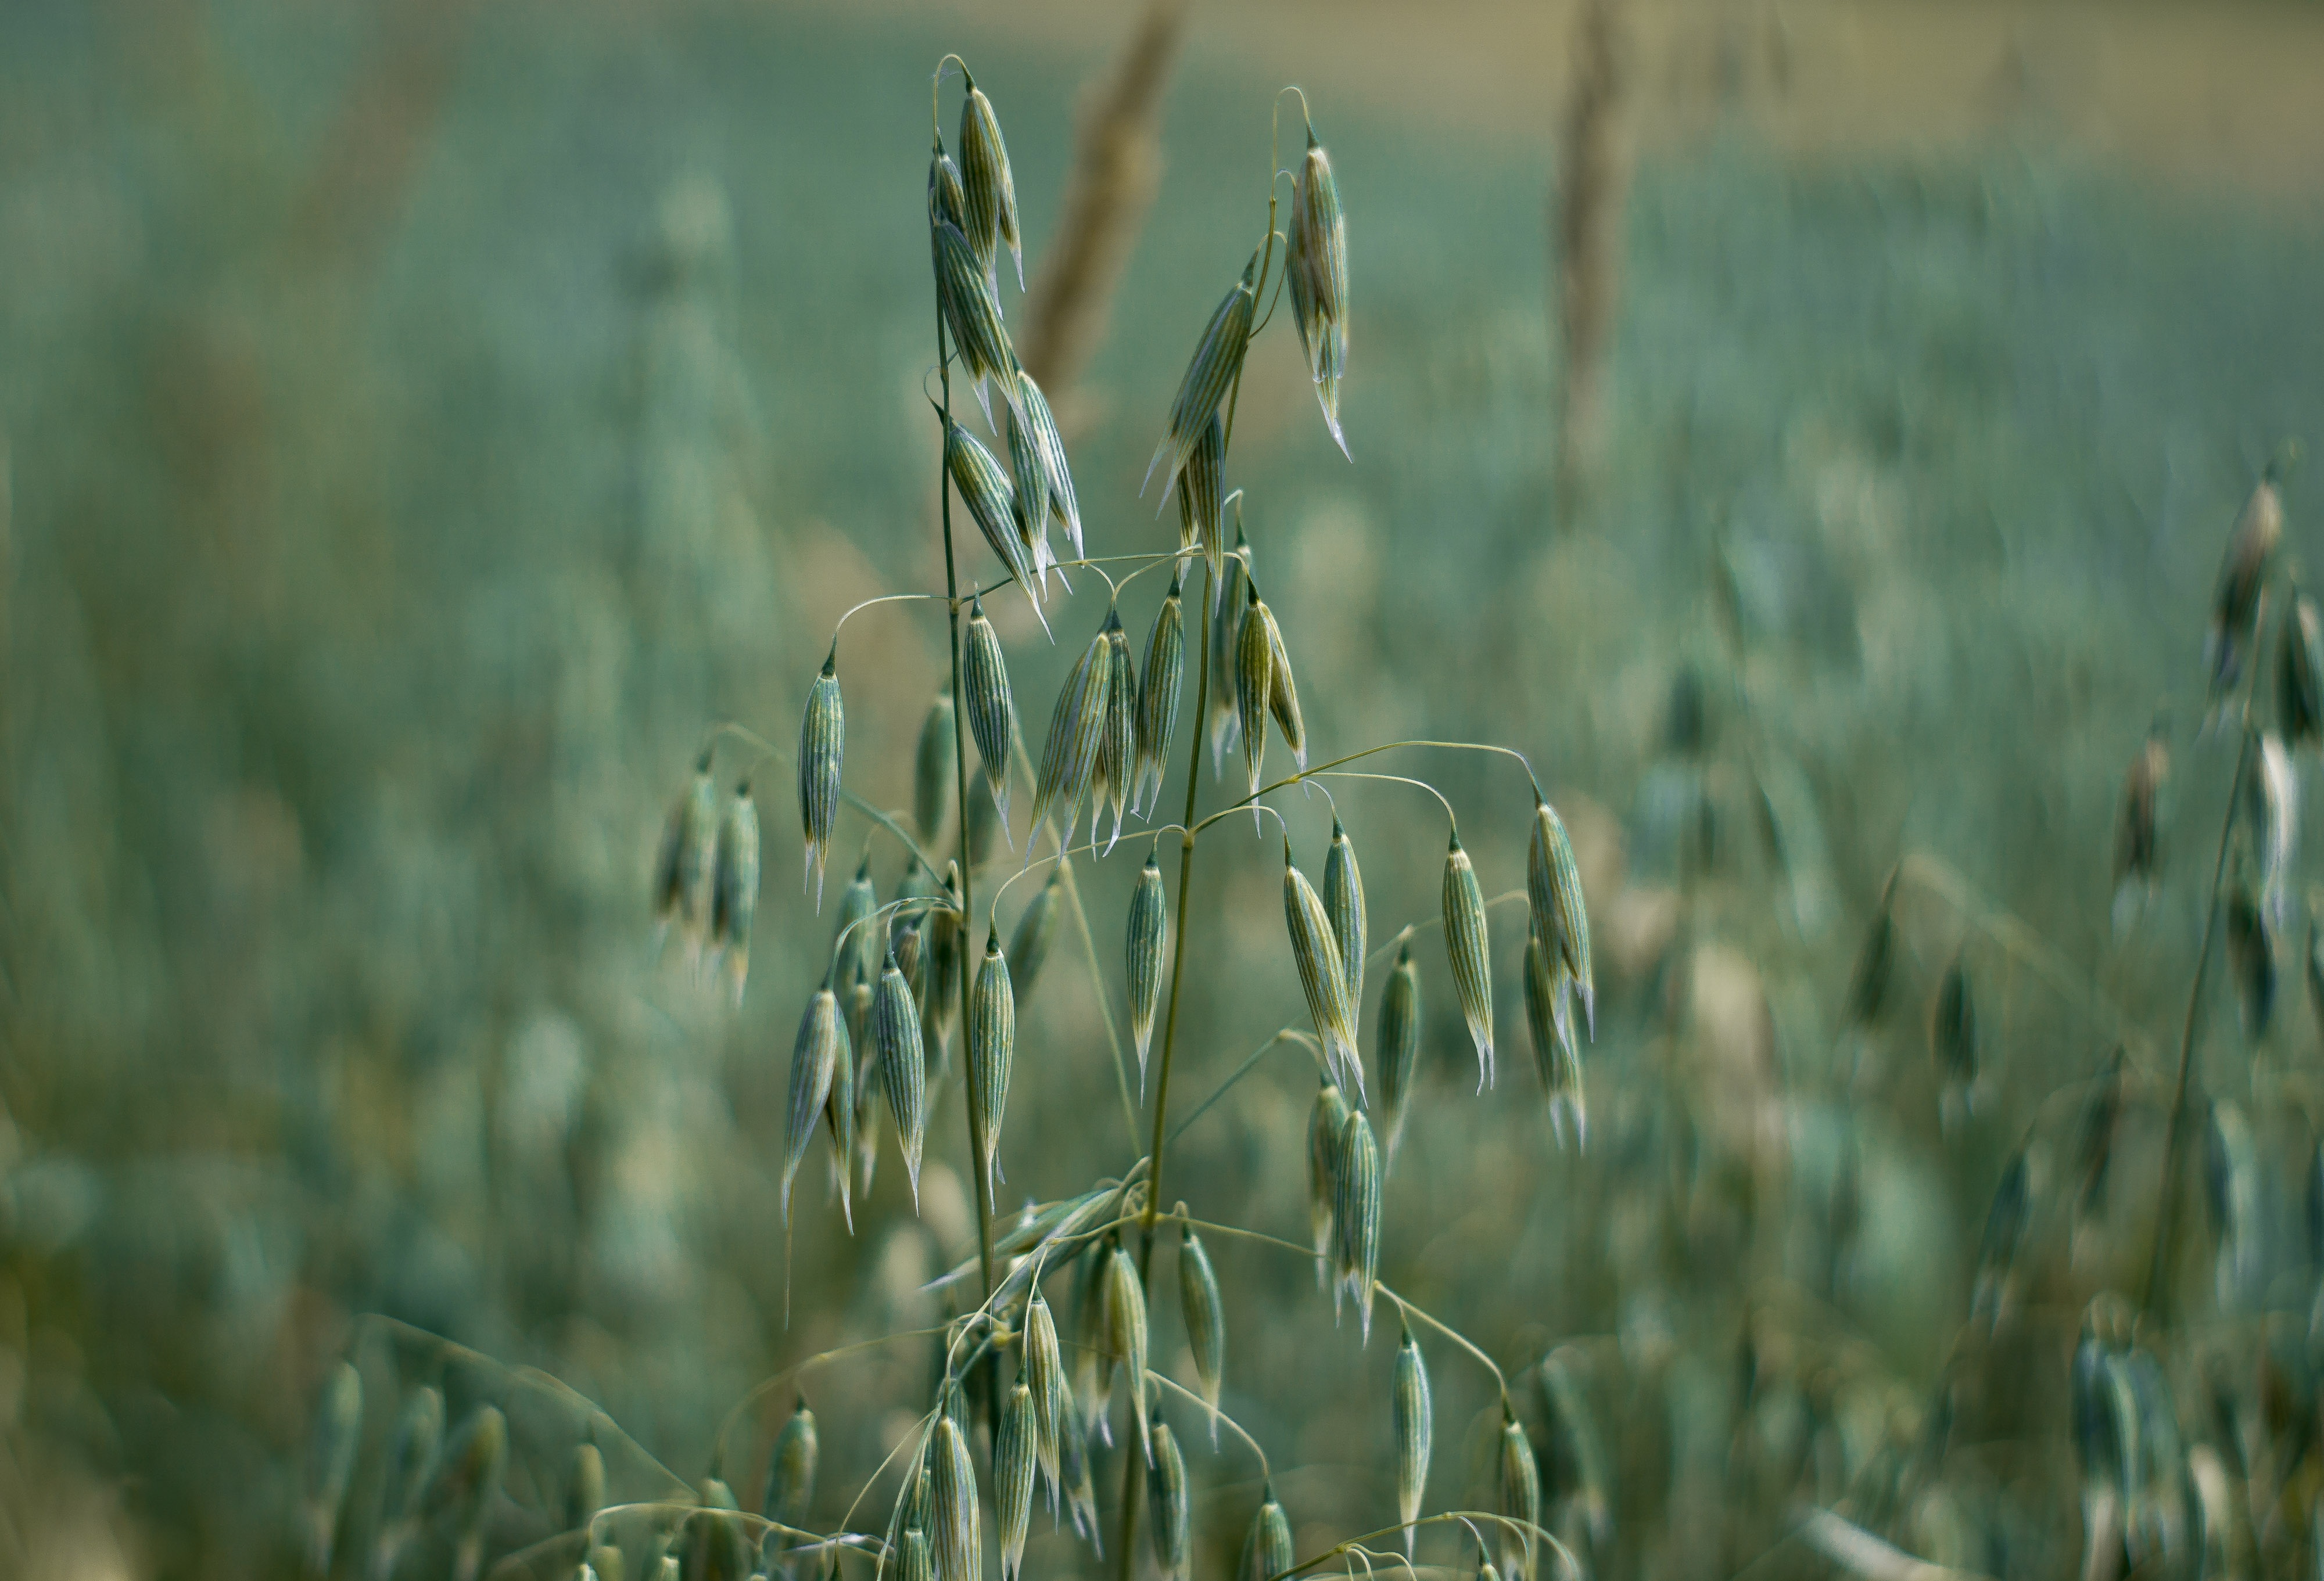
[1016,0,1188,421]
[1551,0,1627,527]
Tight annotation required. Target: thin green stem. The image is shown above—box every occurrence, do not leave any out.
[936,271,995,1303]
[1165,1029,1304,1146]
[1145,1370,1271,1478]
[1057,853,1146,1147]
[1191,739,1540,837]
[702,721,942,878]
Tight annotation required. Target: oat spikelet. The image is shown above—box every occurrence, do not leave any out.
[1307,1080,1348,1286]
[651,751,710,946]
[1526,796,1593,1039]
[2280,594,2324,748]
[2248,731,2298,928]
[960,85,1022,293]
[930,149,968,232]
[1023,1290,1067,1497]
[1093,607,1139,853]
[1127,847,1168,1085]
[1535,1353,1611,1547]
[1017,371,1082,560]
[762,1402,818,1555]
[1523,918,1583,1149]
[1970,1142,2038,1328]
[1285,120,1349,457]
[900,1528,933,1581]
[1175,413,1224,573]
[1143,250,1258,502]
[2226,881,2276,1040]
[2112,731,2167,935]
[823,1015,856,1234]
[1030,622,1113,857]
[970,929,1015,1199]
[1262,597,1307,768]
[914,691,956,845]
[799,648,844,910]
[995,1382,1036,1581]
[1004,391,1058,595]
[1931,949,1978,1137]
[1324,816,1366,1009]
[1285,839,1364,1097]
[710,780,761,1004]
[963,596,1017,838]
[2208,1100,2262,1305]
[1177,1214,1224,1442]
[1240,1487,1293,1581]
[920,867,966,1076]
[876,956,928,1207]
[833,855,878,985]
[1377,942,1421,1165]
[1443,825,1495,1089]
[1390,1323,1431,1554]
[928,1415,980,1581]
[851,1019,880,1197]
[1146,1417,1189,1581]
[1059,1385,1100,1548]
[1235,580,1275,813]
[1333,1108,1381,1336]
[304,1360,363,1573]
[1104,1245,1152,1458]
[1009,861,1066,1008]
[1208,518,1252,771]
[1134,568,1186,814]
[944,416,1045,631]
[2209,472,2283,703]
[1497,1411,1540,1581]
[1842,868,1899,1028]
[933,215,1022,433]
[783,984,845,1226]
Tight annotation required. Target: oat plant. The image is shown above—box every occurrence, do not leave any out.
[298,58,1602,1581]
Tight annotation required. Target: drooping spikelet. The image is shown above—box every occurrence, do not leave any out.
[783,984,846,1226]
[1285,839,1363,1097]
[901,1528,933,1581]
[1526,795,1593,1040]
[1134,568,1186,814]
[875,957,928,1206]
[1931,950,1978,1136]
[995,1382,1036,1581]
[2209,472,2283,702]
[944,417,1045,631]
[1324,817,1366,1010]
[2280,594,2324,748]
[1094,608,1139,853]
[304,1360,363,1573]
[1333,1108,1381,1337]
[1497,1410,1540,1581]
[1143,250,1258,502]
[1534,1354,1612,1548]
[1023,1289,1066,1494]
[761,1401,818,1559]
[963,596,1016,838]
[1175,413,1224,573]
[1377,942,1421,1165]
[1235,581,1275,810]
[1030,621,1113,856]
[654,752,720,955]
[914,691,956,845]
[1443,825,1495,1089]
[1240,1486,1293,1581]
[1017,370,1082,561]
[708,781,759,1004]
[933,217,1021,433]
[919,868,966,1078]
[1009,861,1066,1008]
[959,85,1022,292]
[1058,1386,1100,1548]
[1308,1080,1349,1285]
[1005,393,1056,594]
[798,648,844,909]
[1285,121,1349,457]
[1391,1323,1431,1553]
[1262,595,1307,770]
[1103,1246,1152,1458]
[1524,918,1584,1149]
[928,1415,980,1581]
[1207,518,1252,772]
[1177,1215,1224,1442]
[833,856,877,983]
[2112,730,2168,935]
[1146,1417,1188,1581]
[1127,847,1168,1085]
[970,929,1015,1199]
[928,148,967,233]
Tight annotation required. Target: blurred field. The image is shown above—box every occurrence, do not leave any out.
[3,1,2324,1578]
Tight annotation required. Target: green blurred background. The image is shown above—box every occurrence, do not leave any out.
[4,0,2323,1576]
